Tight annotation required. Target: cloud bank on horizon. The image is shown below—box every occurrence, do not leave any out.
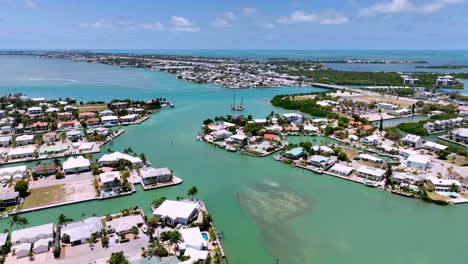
[0,0,466,49]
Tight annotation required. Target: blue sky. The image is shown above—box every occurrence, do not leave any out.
[0,0,467,49]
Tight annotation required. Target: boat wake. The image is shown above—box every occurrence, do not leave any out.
[29,78,81,83]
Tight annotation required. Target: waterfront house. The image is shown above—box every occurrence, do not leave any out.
[101,115,119,127]
[57,112,73,120]
[10,223,54,246]
[312,145,334,154]
[120,114,138,123]
[179,227,206,251]
[356,166,385,181]
[361,135,379,145]
[86,117,101,127]
[263,133,280,141]
[89,127,109,136]
[27,106,42,116]
[392,108,412,116]
[99,109,114,117]
[127,107,144,114]
[1,126,12,134]
[0,165,27,184]
[64,105,77,112]
[99,171,122,191]
[358,153,383,164]
[0,136,11,147]
[29,121,49,132]
[59,120,78,129]
[31,97,46,103]
[45,107,59,113]
[210,129,233,140]
[0,233,8,251]
[32,238,50,254]
[253,118,267,124]
[423,141,447,152]
[110,101,129,110]
[436,75,455,86]
[282,113,303,124]
[8,146,36,160]
[39,144,68,155]
[14,243,31,259]
[399,148,417,158]
[33,164,58,176]
[98,151,143,167]
[0,191,20,206]
[106,214,144,235]
[227,134,247,145]
[426,176,460,192]
[405,154,431,170]
[309,155,335,169]
[63,156,91,174]
[153,200,200,227]
[15,134,34,146]
[66,130,82,141]
[392,172,420,185]
[284,147,306,160]
[61,217,102,246]
[377,103,398,110]
[78,112,96,119]
[328,163,354,176]
[140,167,172,186]
[453,128,468,143]
[402,134,424,149]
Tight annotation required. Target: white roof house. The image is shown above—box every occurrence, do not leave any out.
[356,166,385,180]
[8,146,36,159]
[101,115,119,122]
[210,129,233,140]
[361,135,379,145]
[426,176,461,191]
[227,134,247,143]
[98,151,143,167]
[153,200,200,226]
[99,171,121,184]
[358,153,383,163]
[406,154,431,170]
[11,223,54,245]
[312,145,334,153]
[61,217,102,245]
[106,214,144,235]
[99,110,114,117]
[15,134,34,143]
[14,242,31,259]
[184,248,209,262]
[329,163,354,176]
[282,113,303,123]
[402,134,423,148]
[63,156,91,174]
[423,141,447,152]
[0,165,27,177]
[0,233,8,248]
[33,238,50,254]
[179,227,206,250]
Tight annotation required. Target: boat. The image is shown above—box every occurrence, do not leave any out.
[231,95,245,111]
[225,146,237,152]
[310,167,323,174]
[169,103,175,108]
[364,181,378,187]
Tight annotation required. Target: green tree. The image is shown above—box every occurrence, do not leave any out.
[187,186,198,200]
[57,214,73,226]
[9,214,29,229]
[107,251,129,264]
[14,180,29,197]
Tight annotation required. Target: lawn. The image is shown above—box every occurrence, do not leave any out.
[22,185,66,209]
[76,104,108,112]
[341,147,359,160]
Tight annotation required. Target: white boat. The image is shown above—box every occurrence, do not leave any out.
[364,181,378,187]
[310,167,323,174]
[225,146,237,152]
[169,103,175,108]
[141,225,148,233]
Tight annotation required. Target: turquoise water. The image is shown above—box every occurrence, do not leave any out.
[1,55,468,264]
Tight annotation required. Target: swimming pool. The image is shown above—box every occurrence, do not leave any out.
[202,232,209,241]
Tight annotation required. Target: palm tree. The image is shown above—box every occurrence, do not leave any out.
[9,214,29,229]
[57,214,73,226]
[187,186,198,200]
[168,231,182,255]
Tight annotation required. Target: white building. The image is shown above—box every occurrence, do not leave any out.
[120,114,138,123]
[61,217,103,246]
[98,151,143,167]
[0,136,11,147]
[8,146,36,160]
[0,233,8,251]
[99,110,114,117]
[358,153,383,164]
[282,113,303,124]
[328,163,354,176]
[361,135,379,145]
[356,166,385,181]
[406,154,431,170]
[140,167,172,186]
[426,176,460,192]
[210,129,233,140]
[402,134,424,149]
[63,156,91,174]
[99,171,122,191]
[11,223,54,245]
[0,165,27,184]
[27,107,42,116]
[15,134,34,146]
[423,141,447,152]
[106,214,144,235]
[392,172,420,184]
[101,115,119,127]
[33,238,50,254]
[153,200,200,227]
[14,243,31,259]
[227,134,247,144]
[179,227,206,251]
[377,103,398,110]
[453,128,468,143]
[312,145,334,154]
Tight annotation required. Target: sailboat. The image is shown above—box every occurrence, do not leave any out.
[231,95,245,111]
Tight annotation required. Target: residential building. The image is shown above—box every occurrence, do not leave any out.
[120,114,138,123]
[89,127,109,136]
[282,113,303,124]
[453,128,468,143]
[0,191,20,206]
[98,151,143,167]
[110,102,129,110]
[436,75,455,86]
[284,147,306,159]
[101,115,119,127]
[78,112,96,119]
[33,164,58,176]
[328,163,354,176]
[0,136,11,147]
[99,171,122,191]
[140,167,172,186]
[227,134,247,145]
[57,112,73,120]
[99,110,114,117]
[153,200,200,227]
[61,217,102,246]
[66,130,82,141]
[392,108,411,116]
[426,176,461,192]
[356,166,385,181]
[8,146,36,160]
[0,233,8,251]
[29,121,49,132]
[0,165,27,184]
[358,153,383,164]
[10,223,54,245]
[361,135,379,145]
[33,239,50,254]
[1,126,12,134]
[210,129,232,140]
[392,172,420,184]
[127,107,144,114]
[308,155,335,169]
[377,103,398,110]
[15,134,34,146]
[14,243,31,259]
[86,117,101,127]
[106,214,144,235]
[312,145,334,154]
[63,156,91,174]
[402,134,424,149]
[423,141,448,152]
[179,227,206,251]
[406,154,431,170]
[27,107,42,115]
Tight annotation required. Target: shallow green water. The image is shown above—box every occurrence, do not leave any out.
[1,56,468,264]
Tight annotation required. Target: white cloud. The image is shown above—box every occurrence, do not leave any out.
[359,0,465,16]
[25,0,38,9]
[142,22,165,31]
[79,19,113,29]
[243,7,257,16]
[212,11,237,28]
[170,16,200,32]
[277,10,350,25]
